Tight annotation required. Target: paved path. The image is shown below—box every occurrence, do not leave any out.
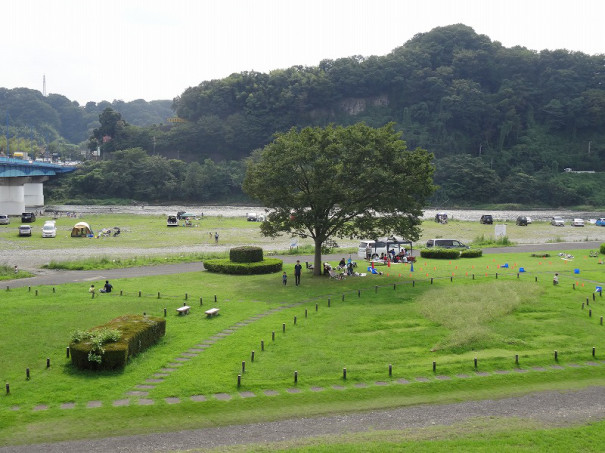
[3,385,605,452]
[4,241,602,289]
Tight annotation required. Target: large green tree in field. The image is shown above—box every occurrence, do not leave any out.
[243,123,435,275]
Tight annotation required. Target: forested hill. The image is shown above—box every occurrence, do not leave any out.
[7,24,605,206]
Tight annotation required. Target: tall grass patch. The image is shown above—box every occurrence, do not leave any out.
[418,281,541,352]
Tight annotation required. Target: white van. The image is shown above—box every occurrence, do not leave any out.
[0,214,9,225]
[357,237,412,259]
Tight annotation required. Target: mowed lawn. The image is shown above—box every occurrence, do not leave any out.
[1,250,605,447]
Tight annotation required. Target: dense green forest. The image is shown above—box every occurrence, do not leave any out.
[5,24,605,206]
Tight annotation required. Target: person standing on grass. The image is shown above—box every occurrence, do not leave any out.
[294,260,302,286]
[89,285,96,295]
[553,273,559,285]
[214,232,219,244]
[14,265,18,274]
[282,271,288,286]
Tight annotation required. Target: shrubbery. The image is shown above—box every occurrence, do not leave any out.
[70,314,166,371]
[601,243,605,255]
[204,258,283,275]
[460,249,483,258]
[420,248,483,259]
[229,246,263,263]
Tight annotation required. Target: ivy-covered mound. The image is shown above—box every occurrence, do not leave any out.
[204,246,283,274]
[420,248,483,259]
[70,314,166,371]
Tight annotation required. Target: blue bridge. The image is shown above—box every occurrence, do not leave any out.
[0,157,77,215]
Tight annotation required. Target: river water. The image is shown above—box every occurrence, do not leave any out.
[46,205,605,222]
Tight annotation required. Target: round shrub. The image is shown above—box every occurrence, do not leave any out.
[204,258,282,275]
[229,246,263,263]
[419,248,461,259]
[460,248,483,258]
[600,243,605,255]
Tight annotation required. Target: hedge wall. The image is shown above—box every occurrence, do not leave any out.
[70,314,166,371]
[204,258,283,275]
[230,246,263,263]
[420,248,462,259]
[460,249,483,258]
[600,243,605,255]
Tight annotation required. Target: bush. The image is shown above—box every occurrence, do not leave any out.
[419,248,461,259]
[229,246,263,263]
[70,314,166,371]
[460,249,483,258]
[601,243,605,255]
[204,258,283,275]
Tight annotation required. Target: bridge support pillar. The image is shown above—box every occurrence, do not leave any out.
[24,178,47,207]
[0,178,27,215]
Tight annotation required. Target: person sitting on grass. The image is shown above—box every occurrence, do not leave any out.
[100,280,113,293]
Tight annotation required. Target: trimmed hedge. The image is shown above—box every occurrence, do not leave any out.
[420,248,461,259]
[70,314,166,371]
[460,248,483,258]
[600,243,605,255]
[229,246,263,263]
[204,258,283,275]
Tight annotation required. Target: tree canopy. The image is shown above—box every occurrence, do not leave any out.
[242,123,435,274]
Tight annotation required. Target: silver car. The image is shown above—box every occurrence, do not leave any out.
[0,214,9,225]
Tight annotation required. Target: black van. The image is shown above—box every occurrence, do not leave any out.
[21,212,36,223]
[516,216,528,226]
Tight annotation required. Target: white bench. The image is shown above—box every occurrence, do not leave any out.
[205,308,220,317]
[176,306,190,315]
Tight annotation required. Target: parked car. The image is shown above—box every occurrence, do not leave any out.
[480,214,493,225]
[596,218,605,226]
[571,218,585,227]
[0,214,9,225]
[516,216,528,226]
[18,225,32,236]
[167,215,178,227]
[358,237,414,259]
[42,223,57,238]
[21,212,36,223]
[551,216,565,226]
[434,212,448,224]
[426,239,469,249]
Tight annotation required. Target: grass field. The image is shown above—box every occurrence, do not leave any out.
[1,249,605,449]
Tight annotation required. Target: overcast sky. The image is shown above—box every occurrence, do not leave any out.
[3,0,604,105]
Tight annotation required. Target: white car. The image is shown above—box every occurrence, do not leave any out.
[0,214,9,225]
[18,225,32,236]
[571,218,585,227]
[551,216,565,226]
[525,216,532,224]
[42,223,57,238]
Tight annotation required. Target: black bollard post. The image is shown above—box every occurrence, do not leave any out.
[5,383,8,394]
[593,293,596,302]
[389,364,392,377]
[305,308,308,318]
[28,286,31,292]
[294,316,297,325]
[46,358,50,368]
[394,283,396,290]
[6,285,9,291]
[358,289,361,297]
[214,295,217,302]
[66,346,70,358]
[517,273,519,279]
[592,347,596,357]
[242,361,245,373]
[589,309,592,317]
[35,289,38,296]
[432,361,436,372]
[237,374,241,387]
[53,287,55,293]
[26,368,30,380]
[474,357,477,369]
[587,298,590,306]
[138,291,141,297]
[375,285,378,294]
[251,351,255,362]
[582,303,585,309]
[294,370,298,383]
[185,293,188,301]
[261,340,264,351]
[515,354,519,365]
[328,298,330,307]
[157,292,160,299]
[200,297,203,306]
[283,323,286,333]
[601,316,603,326]
[343,368,347,380]
[272,331,275,341]
[554,350,558,361]
[535,276,538,282]
[496,273,498,280]
[413,280,415,287]
[573,284,576,290]
[431,278,434,284]
[164,308,167,317]
[342,294,345,301]
[120,290,123,296]
[450,276,453,282]
[472,274,475,280]
[315,303,318,312]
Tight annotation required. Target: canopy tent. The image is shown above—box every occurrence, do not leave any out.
[71,222,93,237]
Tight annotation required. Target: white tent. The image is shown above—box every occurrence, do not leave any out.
[71,222,93,237]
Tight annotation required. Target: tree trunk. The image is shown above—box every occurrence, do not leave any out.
[313,238,323,276]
